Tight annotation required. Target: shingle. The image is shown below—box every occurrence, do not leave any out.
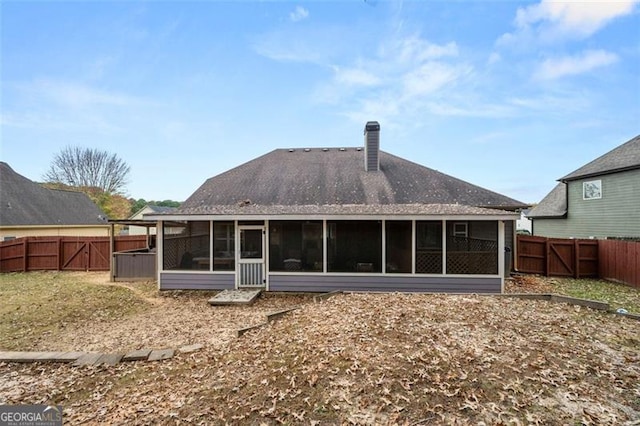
[561,135,640,181]
[526,183,567,218]
[147,205,177,214]
[0,162,108,226]
[179,148,526,213]
[178,203,517,216]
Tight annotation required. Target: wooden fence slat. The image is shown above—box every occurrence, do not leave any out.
[0,235,148,273]
[518,236,638,288]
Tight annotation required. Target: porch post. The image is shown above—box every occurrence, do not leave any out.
[156,221,163,290]
[234,220,239,289]
[322,219,327,274]
[381,219,386,274]
[109,222,115,282]
[411,220,416,274]
[441,220,447,274]
[209,221,214,272]
[265,219,270,291]
[498,220,505,293]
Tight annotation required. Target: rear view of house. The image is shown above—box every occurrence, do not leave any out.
[528,135,640,239]
[148,122,527,294]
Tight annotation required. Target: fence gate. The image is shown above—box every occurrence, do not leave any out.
[0,236,148,273]
[517,235,598,278]
[547,239,575,277]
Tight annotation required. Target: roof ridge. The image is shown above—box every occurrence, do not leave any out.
[560,134,640,181]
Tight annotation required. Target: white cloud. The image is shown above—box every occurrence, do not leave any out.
[2,79,156,133]
[394,38,458,64]
[289,6,309,23]
[257,25,523,124]
[501,0,638,43]
[326,36,476,125]
[534,50,618,80]
[252,27,339,64]
[487,52,501,65]
[402,62,469,97]
[333,67,381,87]
[26,79,149,108]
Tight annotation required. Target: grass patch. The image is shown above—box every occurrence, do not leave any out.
[551,277,640,313]
[0,272,149,350]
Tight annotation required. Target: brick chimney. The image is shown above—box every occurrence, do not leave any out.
[364,121,380,172]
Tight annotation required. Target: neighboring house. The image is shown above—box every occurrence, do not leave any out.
[516,209,532,234]
[147,122,527,294]
[0,162,109,240]
[127,205,177,235]
[528,135,640,238]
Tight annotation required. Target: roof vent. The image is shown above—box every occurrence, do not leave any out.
[364,121,380,172]
[322,148,329,152]
[339,148,346,152]
[304,148,311,152]
[288,148,295,152]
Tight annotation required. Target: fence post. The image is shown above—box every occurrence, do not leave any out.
[545,238,550,276]
[22,238,27,272]
[574,239,579,279]
[56,237,62,271]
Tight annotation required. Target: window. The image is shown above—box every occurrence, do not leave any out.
[583,180,602,200]
[385,221,412,273]
[163,221,210,270]
[213,222,235,271]
[453,222,468,237]
[327,221,381,273]
[269,221,323,272]
[415,221,443,274]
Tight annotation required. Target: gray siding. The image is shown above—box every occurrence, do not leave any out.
[114,252,156,281]
[159,272,234,290]
[534,169,640,238]
[269,274,501,293]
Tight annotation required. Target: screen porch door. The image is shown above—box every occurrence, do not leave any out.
[237,226,265,287]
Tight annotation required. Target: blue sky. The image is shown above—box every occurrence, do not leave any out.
[2,1,639,204]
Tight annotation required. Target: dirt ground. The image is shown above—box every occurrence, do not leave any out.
[30,282,313,353]
[1,274,639,424]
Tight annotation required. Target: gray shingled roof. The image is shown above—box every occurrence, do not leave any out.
[179,148,526,215]
[129,204,178,220]
[0,162,108,226]
[177,203,516,217]
[526,183,567,219]
[147,205,178,214]
[561,134,640,181]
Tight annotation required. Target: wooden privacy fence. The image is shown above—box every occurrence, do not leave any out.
[0,236,148,273]
[517,235,639,288]
[599,239,640,288]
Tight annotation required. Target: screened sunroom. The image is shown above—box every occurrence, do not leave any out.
[155,210,511,293]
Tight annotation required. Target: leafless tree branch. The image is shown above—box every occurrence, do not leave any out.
[43,146,130,194]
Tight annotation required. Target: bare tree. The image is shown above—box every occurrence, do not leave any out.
[43,146,130,194]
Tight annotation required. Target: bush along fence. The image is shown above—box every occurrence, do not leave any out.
[0,236,149,273]
[517,235,639,288]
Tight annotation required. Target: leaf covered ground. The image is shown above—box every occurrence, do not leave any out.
[506,274,640,313]
[0,272,639,425]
